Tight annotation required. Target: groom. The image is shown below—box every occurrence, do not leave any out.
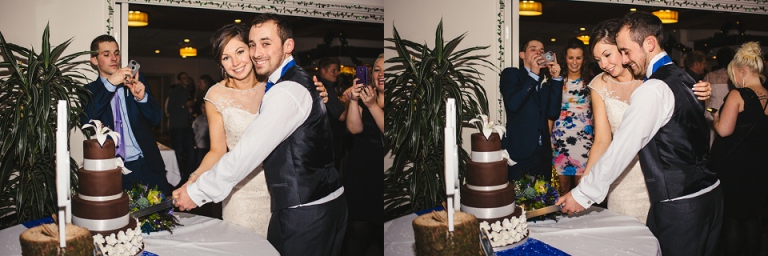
[557,12,722,256]
[173,14,347,256]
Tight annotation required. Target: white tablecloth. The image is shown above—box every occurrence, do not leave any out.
[0,213,279,256]
[384,206,661,256]
[158,143,181,186]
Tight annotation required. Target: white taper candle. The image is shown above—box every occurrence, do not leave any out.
[55,100,69,248]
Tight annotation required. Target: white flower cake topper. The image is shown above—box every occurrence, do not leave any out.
[469,114,506,140]
[82,120,121,147]
[81,120,131,175]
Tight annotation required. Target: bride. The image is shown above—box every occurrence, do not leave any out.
[583,19,711,223]
[183,23,327,237]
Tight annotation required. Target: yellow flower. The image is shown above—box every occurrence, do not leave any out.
[534,180,547,194]
[147,190,161,205]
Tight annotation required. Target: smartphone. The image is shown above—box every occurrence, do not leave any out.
[355,66,369,86]
[128,60,140,77]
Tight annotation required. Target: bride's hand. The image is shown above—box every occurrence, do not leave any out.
[693,80,712,101]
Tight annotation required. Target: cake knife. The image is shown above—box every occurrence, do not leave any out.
[131,200,174,218]
[525,204,562,218]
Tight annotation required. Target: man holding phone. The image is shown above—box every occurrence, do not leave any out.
[499,38,563,182]
[82,34,169,195]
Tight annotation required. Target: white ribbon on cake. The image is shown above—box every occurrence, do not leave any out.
[467,182,509,191]
[461,203,517,219]
[72,213,130,231]
[471,150,517,166]
[82,120,132,174]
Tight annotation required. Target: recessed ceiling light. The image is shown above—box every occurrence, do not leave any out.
[630,8,637,12]
[235,19,242,23]
[580,27,585,31]
[184,39,190,43]
[551,38,556,42]
[154,50,160,54]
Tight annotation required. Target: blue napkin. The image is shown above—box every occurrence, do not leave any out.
[21,217,54,228]
[415,206,445,216]
[496,238,569,256]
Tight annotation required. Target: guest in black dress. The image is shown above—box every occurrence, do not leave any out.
[711,41,768,256]
[341,54,384,256]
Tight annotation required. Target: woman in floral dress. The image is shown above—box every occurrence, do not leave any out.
[551,38,593,195]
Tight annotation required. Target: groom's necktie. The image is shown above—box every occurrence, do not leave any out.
[113,88,126,159]
[265,59,297,93]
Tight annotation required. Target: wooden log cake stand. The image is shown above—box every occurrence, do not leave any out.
[19,223,94,256]
[412,210,482,256]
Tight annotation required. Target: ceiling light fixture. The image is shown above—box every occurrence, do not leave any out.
[551,38,556,42]
[234,19,242,23]
[184,39,190,43]
[577,35,590,45]
[179,47,197,58]
[630,8,637,12]
[128,11,148,27]
[519,1,542,16]
[652,10,678,24]
[154,50,160,54]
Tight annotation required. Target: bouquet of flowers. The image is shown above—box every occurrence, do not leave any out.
[514,175,560,221]
[126,183,181,233]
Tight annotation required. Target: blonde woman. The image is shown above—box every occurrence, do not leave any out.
[342,53,384,255]
[711,41,768,255]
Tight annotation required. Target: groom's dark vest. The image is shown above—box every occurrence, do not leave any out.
[638,64,717,203]
[263,65,342,212]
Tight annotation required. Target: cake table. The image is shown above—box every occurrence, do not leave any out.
[384,206,661,256]
[0,213,279,256]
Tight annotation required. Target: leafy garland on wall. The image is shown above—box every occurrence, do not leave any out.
[497,0,505,125]
[600,0,768,14]
[106,0,384,34]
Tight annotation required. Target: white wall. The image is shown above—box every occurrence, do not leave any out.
[1,0,107,165]
[384,0,506,171]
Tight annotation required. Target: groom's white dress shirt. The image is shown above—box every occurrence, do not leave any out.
[186,56,312,206]
[571,52,719,208]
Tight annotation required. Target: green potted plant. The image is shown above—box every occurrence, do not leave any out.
[0,24,92,228]
[384,20,494,219]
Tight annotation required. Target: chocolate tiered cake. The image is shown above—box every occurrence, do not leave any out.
[461,133,522,222]
[72,137,143,254]
[461,132,528,247]
[72,139,133,236]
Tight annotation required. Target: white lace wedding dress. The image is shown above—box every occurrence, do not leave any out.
[204,83,271,237]
[588,73,651,224]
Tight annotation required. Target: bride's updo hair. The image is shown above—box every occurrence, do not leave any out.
[727,41,765,86]
[210,23,250,76]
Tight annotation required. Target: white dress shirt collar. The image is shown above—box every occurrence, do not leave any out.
[268,55,295,84]
[646,51,669,79]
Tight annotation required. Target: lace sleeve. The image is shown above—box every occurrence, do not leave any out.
[203,83,225,113]
[587,73,608,100]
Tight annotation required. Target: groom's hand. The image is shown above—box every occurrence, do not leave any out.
[172,184,198,211]
[556,192,585,214]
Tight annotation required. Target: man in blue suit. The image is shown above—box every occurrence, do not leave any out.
[82,35,169,195]
[500,38,563,182]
